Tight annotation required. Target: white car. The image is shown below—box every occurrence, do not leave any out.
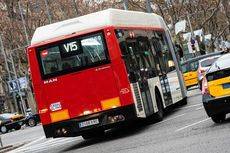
[197,55,221,89]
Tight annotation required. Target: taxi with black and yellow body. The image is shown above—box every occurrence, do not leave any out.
[181,52,223,89]
[202,53,230,123]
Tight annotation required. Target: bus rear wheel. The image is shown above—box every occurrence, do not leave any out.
[179,97,187,106]
[154,92,163,122]
[82,129,105,140]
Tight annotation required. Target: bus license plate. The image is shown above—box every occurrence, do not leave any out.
[223,83,230,89]
[79,119,99,128]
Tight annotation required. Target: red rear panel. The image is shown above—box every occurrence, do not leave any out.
[28,27,134,125]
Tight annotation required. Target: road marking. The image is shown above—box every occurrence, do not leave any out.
[161,113,186,123]
[182,103,202,109]
[154,113,186,126]
[17,139,77,153]
[11,137,80,153]
[9,136,46,153]
[175,118,210,132]
[195,106,203,110]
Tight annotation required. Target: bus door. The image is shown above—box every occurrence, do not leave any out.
[123,37,156,117]
[151,35,173,107]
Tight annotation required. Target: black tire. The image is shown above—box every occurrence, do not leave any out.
[153,92,164,122]
[179,97,187,106]
[82,129,105,140]
[14,125,21,130]
[211,114,226,123]
[0,125,8,134]
[28,118,37,127]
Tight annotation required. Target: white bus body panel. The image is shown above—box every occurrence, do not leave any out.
[167,70,183,104]
[147,77,166,111]
[130,83,146,118]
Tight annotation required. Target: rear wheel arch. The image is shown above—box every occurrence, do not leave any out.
[155,87,164,109]
[153,87,164,121]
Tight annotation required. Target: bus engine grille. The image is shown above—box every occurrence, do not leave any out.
[132,83,143,112]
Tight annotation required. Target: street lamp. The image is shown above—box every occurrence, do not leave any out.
[123,0,128,10]
[44,0,52,24]
[18,0,30,45]
[146,0,153,13]
[72,0,79,16]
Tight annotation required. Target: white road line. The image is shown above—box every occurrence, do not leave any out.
[11,137,78,153]
[181,103,202,109]
[195,106,203,110]
[175,118,210,132]
[9,136,46,153]
[18,139,77,153]
[159,113,186,124]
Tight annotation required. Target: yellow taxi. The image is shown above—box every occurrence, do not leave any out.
[202,53,230,123]
[181,57,200,88]
[181,52,224,89]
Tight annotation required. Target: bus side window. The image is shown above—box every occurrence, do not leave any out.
[119,41,129,56]
[136,36,157,77]
[151,37,167,75]
[162,35,176,72]
[151,32,175,73]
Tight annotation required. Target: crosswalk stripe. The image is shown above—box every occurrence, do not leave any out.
[20,139,77,153]
[11,137,81,153]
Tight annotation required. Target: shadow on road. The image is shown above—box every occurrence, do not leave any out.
[62,104,186,152]
[62,121,148,152]
[61,89,202,152]
[210,116,230,127]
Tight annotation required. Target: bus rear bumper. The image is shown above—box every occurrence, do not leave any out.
[43,104,136,138]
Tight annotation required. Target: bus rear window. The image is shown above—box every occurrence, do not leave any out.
[37,32,109,79]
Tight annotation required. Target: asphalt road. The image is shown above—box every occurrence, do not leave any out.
[7,89,230,153]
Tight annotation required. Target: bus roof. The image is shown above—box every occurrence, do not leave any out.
[31,8,165,45]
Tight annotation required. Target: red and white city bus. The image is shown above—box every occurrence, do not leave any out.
[27,9,187,139]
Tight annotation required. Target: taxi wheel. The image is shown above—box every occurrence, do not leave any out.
[0,125,8,134]
[211,114,226,123]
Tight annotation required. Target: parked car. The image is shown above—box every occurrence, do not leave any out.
[181,51,224,89]
[197,55,221,90]
[0,113,24,134]
[24,109,40,127]
[202,53,230,123]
